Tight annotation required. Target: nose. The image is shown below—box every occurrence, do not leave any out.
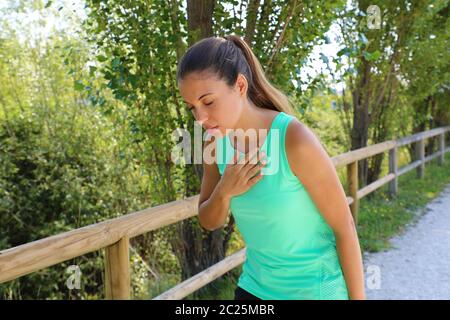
[195,108,209,127]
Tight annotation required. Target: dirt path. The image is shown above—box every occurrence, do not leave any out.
[363,183,450,300]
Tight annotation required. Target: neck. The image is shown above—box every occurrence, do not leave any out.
[228,100,277,153]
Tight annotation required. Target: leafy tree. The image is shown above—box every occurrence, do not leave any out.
[330,0,449,188]
[0,0,151,299]
[83,0,344,298]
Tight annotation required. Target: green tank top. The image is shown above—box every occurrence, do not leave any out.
[215,111,349,300]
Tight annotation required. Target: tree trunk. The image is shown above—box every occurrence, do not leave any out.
[167,0,237,299]
[244,0,260,45]
[408,97,430,163]
[351,58,372,188]
[187,0,216,44]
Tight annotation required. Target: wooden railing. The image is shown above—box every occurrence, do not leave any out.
[0,126,449,299]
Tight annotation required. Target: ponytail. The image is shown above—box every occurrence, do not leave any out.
[224,35,294,115]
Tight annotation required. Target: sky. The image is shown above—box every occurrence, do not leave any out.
[0,0,87,43]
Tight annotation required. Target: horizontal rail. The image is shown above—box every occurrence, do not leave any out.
[331,140,396,167]
[153,248,247,300]
[357,173,396,199]
[332,126,449,168]
[346,196,354,205]
[398,160,422,176]
[424,149,447,163]
[0,195,199,283]
[396,127,449,147]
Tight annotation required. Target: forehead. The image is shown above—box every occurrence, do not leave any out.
[178,72,228,99]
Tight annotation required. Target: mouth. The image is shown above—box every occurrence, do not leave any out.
[205,125,220,133]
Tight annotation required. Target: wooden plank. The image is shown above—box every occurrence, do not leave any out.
[105,236,130,300]
[332,141,396,168]
[396,127,446,147]
[398,160,422,176]
[425,150,444,163]
[357,173,396,199]
[0,195,199,283]
[346,196,354,206]
[153,248,246,300]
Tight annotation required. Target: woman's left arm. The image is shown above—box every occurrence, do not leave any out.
[286,119,366,300]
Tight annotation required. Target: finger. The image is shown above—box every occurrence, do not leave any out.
[234,149,243,165]
[256,150,267,165]
[236,149,247,165]
[246,158,267,177]
[243,147,262,166]
[246,150,267,171]
[247,171,264,185]
[226,149,240,168]
[233,149,240,164]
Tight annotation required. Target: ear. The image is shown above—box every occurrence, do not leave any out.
[235,73,248,97]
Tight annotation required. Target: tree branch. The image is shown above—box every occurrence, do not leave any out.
[266,0,298,70]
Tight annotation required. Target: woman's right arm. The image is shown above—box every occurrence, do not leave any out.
[198,181,232,231]
[198,138,266,231]
[197,137,231,231]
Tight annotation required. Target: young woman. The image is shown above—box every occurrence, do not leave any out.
[176,34,366,300]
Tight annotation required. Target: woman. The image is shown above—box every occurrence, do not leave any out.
[176,34,366,300]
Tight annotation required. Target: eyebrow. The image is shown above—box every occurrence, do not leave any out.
[183,92,213,105]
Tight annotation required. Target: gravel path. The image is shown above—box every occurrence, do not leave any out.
[363,183,450,300]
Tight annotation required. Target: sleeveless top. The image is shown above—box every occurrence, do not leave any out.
[215,111,349,300]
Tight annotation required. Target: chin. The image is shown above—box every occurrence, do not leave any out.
[204,127,222,139]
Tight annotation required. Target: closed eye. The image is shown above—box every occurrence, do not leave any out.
[185,101,213,111]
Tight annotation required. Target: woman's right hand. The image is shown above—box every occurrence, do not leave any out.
[217,147,268,198]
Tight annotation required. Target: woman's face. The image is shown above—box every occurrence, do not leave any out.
[178,71,247,138]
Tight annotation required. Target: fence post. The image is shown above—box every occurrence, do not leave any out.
[438,133,445,165]
[416,138,425,178]
[388,145,398,198]
[347,161,359,224]
[104,236,130,300]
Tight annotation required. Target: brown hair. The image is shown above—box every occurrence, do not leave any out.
[177,34,295,115]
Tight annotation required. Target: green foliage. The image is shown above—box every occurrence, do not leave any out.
[84,0,189,206]
[213,0,346,107]
[302,92,351,156]
[0,1,152,299]
[0,96,153,299]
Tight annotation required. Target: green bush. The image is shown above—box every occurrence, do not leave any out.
[0,108,147,299]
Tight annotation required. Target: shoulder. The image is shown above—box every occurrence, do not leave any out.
[285,116,322,152]
[285,116,330,178]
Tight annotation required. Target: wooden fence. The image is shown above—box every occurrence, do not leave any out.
[0,126,449,299]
